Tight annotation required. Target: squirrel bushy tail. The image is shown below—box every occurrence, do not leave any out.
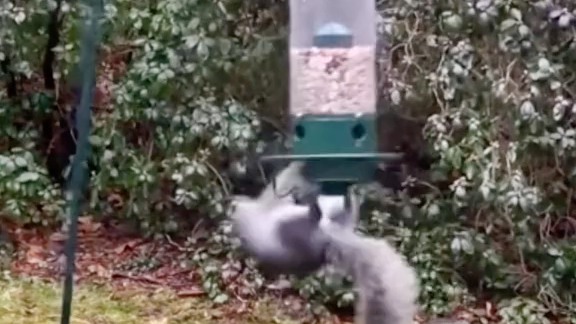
[323,225,419,324]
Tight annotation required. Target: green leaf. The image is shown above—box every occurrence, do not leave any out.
[184,35,199,49]
[510,8,522,21]
[219,39,232,55]
[15,171,40,183]
[13,156,27,168]
[500,19,517,31]
[89,135,104,146]
[188,17,200,30]
[213,293,229,304]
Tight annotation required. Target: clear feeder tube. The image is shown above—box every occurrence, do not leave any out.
[289,0,377,115]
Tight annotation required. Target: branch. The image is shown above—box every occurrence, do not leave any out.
[0,57,17,97]
[42,0,63,91]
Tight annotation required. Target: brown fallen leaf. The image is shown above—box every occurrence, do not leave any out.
[78,216,93,224]
[78,216,102,233]
[234,301,249,314]
[47,232,67,255]
[25,245,45,265]
[114,239,143,254]
[208,309,224,319]
[107,193,124,209]
[87,263,111,278]
[485,301,497,319]
[49,232,67,242]
[454,310,475,322]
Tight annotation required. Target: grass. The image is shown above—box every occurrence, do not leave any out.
[0,273,300,324]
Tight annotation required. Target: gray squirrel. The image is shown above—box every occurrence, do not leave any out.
[230,161,355,276]
[230,161,420,324]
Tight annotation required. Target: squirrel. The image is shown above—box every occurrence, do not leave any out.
[230,161,420,324]
[229,161,354,277]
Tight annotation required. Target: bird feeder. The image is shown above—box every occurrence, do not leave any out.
[263,0,402,195]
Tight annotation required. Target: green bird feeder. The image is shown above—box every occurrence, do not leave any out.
[262,0,402,195]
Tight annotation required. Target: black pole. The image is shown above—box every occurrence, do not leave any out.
[60,1,103,323]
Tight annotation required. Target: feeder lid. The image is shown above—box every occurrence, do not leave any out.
[315,22,351,36]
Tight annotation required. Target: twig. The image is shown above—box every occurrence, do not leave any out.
[204,161,230,196]
[164,234,194,252]
[111,272,163,285]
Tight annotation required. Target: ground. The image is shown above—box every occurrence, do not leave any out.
[0,275,302,324]
[1,216,342,324]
